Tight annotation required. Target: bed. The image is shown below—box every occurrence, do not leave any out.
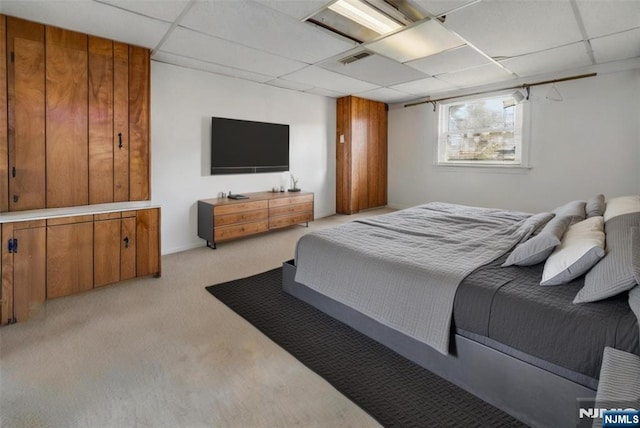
[282,200,640,428]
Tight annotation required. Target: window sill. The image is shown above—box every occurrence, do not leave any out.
[435,163,532,174]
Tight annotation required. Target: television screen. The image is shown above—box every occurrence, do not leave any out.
[211,117,289,175]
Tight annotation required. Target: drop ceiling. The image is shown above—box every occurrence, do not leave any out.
[1,0,639,104]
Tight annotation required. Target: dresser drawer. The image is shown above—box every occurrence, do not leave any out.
[214,220,269,242]
[215,209,268,227]
[214,200,268,216]
[269,201,313,217]
[269,194,313,208]
[269,212,313,230]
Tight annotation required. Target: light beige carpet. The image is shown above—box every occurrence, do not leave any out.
[0,209,393,428]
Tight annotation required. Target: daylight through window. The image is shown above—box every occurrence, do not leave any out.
[437,93,524,166]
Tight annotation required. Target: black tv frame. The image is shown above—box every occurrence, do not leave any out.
[210,117,290,175]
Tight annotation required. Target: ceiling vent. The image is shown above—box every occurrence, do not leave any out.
[339,51,372,64]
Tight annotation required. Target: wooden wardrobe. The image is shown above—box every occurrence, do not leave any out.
[336,96,388,215]
[0,15,159,326]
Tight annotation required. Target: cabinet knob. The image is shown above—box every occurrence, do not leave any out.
[123,236,129,248]
[118,133,123,149]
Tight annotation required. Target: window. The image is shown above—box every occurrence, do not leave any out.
[437,93,526,167]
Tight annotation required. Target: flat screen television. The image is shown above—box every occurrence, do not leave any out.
[211,117,289,175]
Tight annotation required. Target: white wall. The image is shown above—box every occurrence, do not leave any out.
[151,62,336,254]
[388,69,640,213]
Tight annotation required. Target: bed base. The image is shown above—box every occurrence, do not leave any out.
[282,260,595,428]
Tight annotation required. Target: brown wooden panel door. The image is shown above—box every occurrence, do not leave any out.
[352,96,369,213]
[47,221,94,298]
[94,218,120,287]
[336,96,351,214]
[120,216,136,281]
[113,42,129,202]
[0,15,8,212]
[7,17,46,211]
[136,208,160,277]
[367,100,387,209]
[13,226,46,322]
[46,26,88,208]
[128,46,150,201]
[88,36,114,204]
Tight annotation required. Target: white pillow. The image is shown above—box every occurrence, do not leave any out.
[541,216,605,286]
[604,195,640,222]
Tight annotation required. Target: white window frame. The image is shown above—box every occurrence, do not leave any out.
[436,92,531,169]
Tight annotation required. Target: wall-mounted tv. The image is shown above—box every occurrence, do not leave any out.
[211,117,289,175]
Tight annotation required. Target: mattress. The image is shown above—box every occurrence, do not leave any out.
[454,254,640,388]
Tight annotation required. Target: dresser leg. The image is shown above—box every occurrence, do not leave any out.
[206,241,217,250]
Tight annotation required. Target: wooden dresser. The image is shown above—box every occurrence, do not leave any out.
[197,191,313,248]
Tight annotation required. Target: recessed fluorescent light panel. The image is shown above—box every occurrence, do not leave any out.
[307,0,415,43]
[328,0,402,35]
[367,19,464,62]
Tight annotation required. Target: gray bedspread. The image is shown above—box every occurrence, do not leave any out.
[294,202,545,354]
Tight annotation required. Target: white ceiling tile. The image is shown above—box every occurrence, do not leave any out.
[265,78,315,91]
[93,0,192,22]
[436,63,515,87]
[390,76,458,96]
[354,87,415,103]
[152,51,274,83]
[410,0,480,17]
[1,0,170,47]
[304,87,347,98]
[367,19,464,62]
[319,53,429,86]
[253,0,331,20]
[445,1,583,58]
[500,42,592,77]
[407,45,490,75]
[591,28,640,64]
[179,0,356,64]
[160,27,307,77]
[281,65,380,94]
[575,0,640,39]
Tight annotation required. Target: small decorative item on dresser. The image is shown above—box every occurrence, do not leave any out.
[289,175,301,192]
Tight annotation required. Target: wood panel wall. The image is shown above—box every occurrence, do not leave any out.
[88,36,114,204]
[113,42,130,202]
[1,15,151,212]
[7,17,46,211]
[0,16,7,212]
[129,46,150,201]
[46,27,89,208]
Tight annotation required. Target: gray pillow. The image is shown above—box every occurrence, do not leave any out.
[553,200,586,225]
[503,215,570,266]
[574,212,640,303]
[517,212,555,242]
[586,194,605,218]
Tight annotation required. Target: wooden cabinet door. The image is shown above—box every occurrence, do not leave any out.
[94,218,120,287]
[128,46,150,201]
[1,221,46,324]
[7,17,46,211]
[121,216,136,281]
[136,208,160,277]
[0,15,8,212]
[45,27,88,208]
[47,220,94,298]
[113,42,130,202]
[88,36,114,205]
[13,226,46,322]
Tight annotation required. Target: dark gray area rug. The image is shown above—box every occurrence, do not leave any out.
[206,267,527,428]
